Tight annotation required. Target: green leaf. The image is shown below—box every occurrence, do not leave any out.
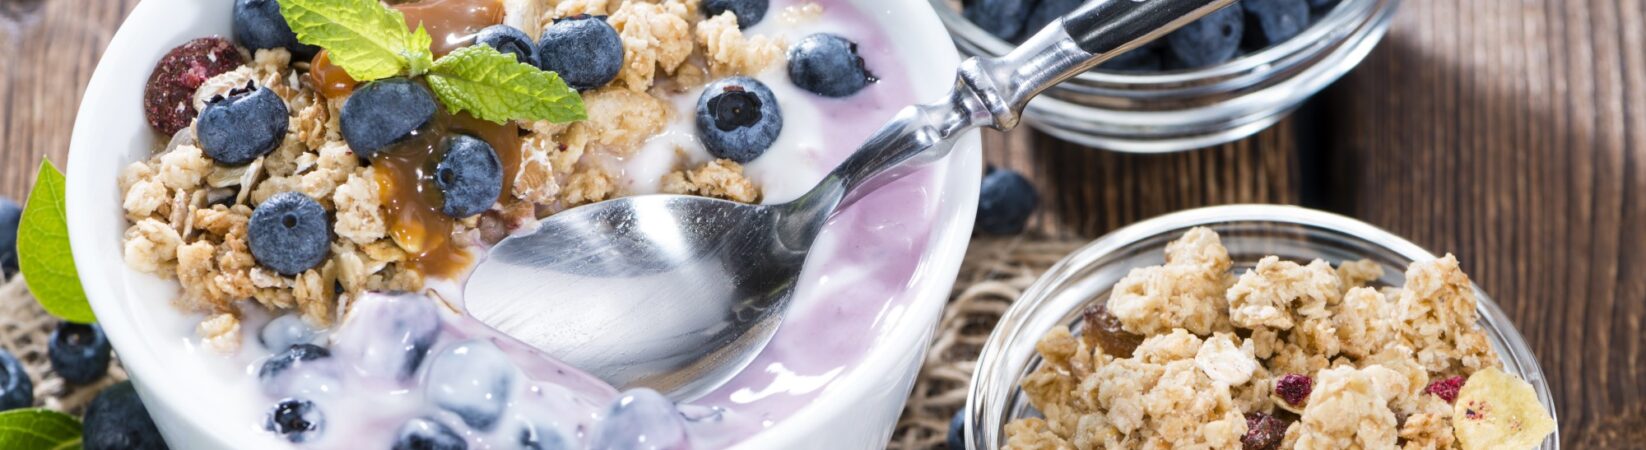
[427,45,587,124]
[19,160,95,324]
[0,409,84,450]
[403,24,435,77]
[280,0,417,81]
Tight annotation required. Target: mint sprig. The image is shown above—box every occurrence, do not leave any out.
[19,159,95,324]
[282,0,583,123]
[0,408,83,450]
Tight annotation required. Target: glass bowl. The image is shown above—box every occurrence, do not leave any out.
[930,0,1401,152]
[964,205,1557,449]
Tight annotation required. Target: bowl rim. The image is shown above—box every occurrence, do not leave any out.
[964,204,1558,449]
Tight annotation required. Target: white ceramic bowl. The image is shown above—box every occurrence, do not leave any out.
[65,0,977,448]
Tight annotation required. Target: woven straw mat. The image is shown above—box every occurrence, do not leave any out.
[0,237,1082,447]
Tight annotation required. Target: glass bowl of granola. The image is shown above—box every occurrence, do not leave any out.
[966,205,1557,449]
[65,0,977,448]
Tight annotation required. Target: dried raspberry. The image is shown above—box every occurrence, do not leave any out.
[144,37,245,136]
[1081,303,1143,358]
[1425,375,1466,403]
[1241,412,1288,450]
[1275,373,1313,406]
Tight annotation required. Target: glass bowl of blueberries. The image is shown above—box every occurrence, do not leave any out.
[933,0,1400,152]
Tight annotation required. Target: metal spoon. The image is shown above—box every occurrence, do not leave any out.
[465,0,1236,401]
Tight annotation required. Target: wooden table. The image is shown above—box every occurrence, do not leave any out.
[2,0,1641,446]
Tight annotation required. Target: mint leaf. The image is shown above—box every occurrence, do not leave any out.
[19,160,95,324]
[427,45,587,124]
[0,409,83,450]
[280,0,418,81]
[403,24,435,77]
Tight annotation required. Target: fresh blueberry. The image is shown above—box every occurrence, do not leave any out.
[434,135,503,218]
[197,83,290,166]
[474,25,538,67]
[335,292,440,381]
[948,409,965,449]
[695,77,782,163]
[702,0,768,28]
[1021,0,1081,41]
[975,167,1037,235]
[517,420,571,450]
[48,322,112,385]
[233,0,319,59]
[260,313,322,351]
[962,0,1040,42]
[340,78,438,159]
[265,398,323,443]
[787,33,876,98]
[426,340,516,431]
[0,349,31,411]
[1164,3,1244,68]
[259,343,331,382]
[1097,42,1165,73]
[536,15,623,91]
[1241,0,1309,49]
[591,389,688,450]
[0,197,19,277]
[393,418,467,450]
[248,192,330,275]
[82,381,168,450]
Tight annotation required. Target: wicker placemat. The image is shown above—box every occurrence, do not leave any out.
[0,276,127,417]
[886,237,1084,450]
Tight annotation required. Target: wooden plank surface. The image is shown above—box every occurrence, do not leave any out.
[0,0,1639,447]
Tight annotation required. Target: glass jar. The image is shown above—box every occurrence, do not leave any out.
[931,0,1401,152]
[964,205,1557,449]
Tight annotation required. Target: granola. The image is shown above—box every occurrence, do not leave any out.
[1008,228,1554,450]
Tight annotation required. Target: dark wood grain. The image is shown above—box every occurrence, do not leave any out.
[0,0,1640,447]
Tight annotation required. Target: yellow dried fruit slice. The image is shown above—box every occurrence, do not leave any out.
[1452,367,1556,450]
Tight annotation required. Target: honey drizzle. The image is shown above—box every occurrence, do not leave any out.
[309,0,506,99]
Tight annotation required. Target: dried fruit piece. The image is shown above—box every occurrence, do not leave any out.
[1274,373,1313,407]
[143,37,246,136]
[1081,303,1143,358]
[1452,367,1555,450]
[1241,412,1288,450]
[1425,375,1466,403]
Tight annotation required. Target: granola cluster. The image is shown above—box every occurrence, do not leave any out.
[122,0,793,352]
[1007,228,1551,450]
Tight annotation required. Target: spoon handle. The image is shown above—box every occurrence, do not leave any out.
[802,0,1236,213]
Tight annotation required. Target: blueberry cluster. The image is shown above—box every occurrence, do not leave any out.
[962,0,1340,71]
[0,319,160,449]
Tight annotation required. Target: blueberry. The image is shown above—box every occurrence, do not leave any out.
[259,313,322,351]
[197,83,290,166]
[233,0,319,59]
[335,292,440,381]
[474,25,538,67]
[695,77,782,163]
[340,78,438,158]
[947,409,965,449]
[536,15,623,91]
[0,197,19,277]
[962,0,1040,42]
[265,398,323,443]
[259,343,331,382]
[1164,3,1244,68]
[1097,42,1165,73]
[590,389,687,450]
[434,135,503,218]
[702,0,768,28]
[426,340,515,431]
[248,192,330,275]
[1021,0,1081,41]
[393,418,467,450]
[517,420,571,450]
[787,34,876,98]
[1306,0,1340,10]
[82,381,168,450]
[975,167,1037,235]
[48,322,112,385]
[0,349,31,411]
[1241,0,1309,49]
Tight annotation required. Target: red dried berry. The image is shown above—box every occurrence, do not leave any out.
[1081,303,1143,358]
[1241,412,1288,450]
[1275,373,1313,406]
[1425,375,1466,403]
[144,37,245,136]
